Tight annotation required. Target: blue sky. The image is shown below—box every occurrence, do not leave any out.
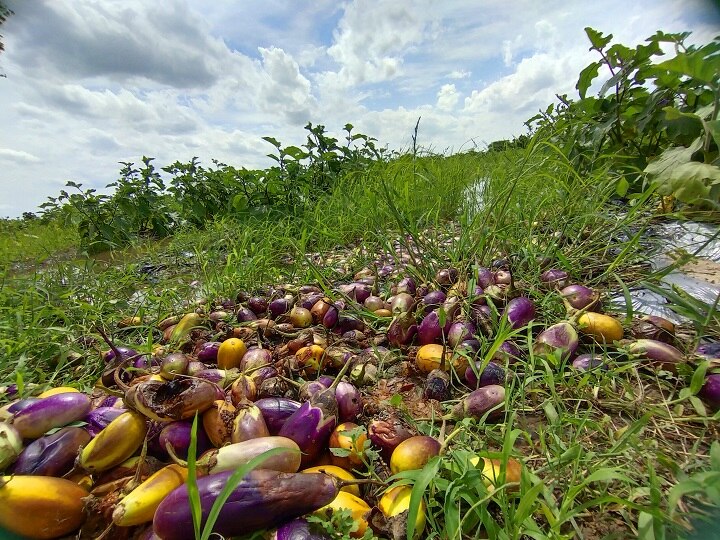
[0,0,718,217]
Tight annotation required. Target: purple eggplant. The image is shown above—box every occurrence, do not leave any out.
[695,342,720,361]
[248,296,269,315]
[505,297,536,329]
[625,339,685,372]
[540,269,570,288]
[10,426,90,476]
[197,341,222,363]
[396,277,417,296]
[194,368,240,388]
[272,518,331,540]
[424,369,451,401]
[449,385,505,420]
[335,381,362,423]
[465,361,506,388]
[232,402,270,443]
[561,285,599,311]
[699,374,720,411]
[11,392,92,439]
[571,354,607,371]
[278,364,353,466]
[492,341,523,363]
[387,311,418,347]
[269,298,292,319]
[153,469,339,540]
[158,421,213,460]
[447,321,476,348]
[417,309,450,345]
[420,290,447,314]
[390,293,414,315]
[533,322,579,361]
[237,306,259,323]
[0,397,40,421]
[477,267,494,289]
[84,406,127,437]
[299,380,329,402]
[255,397,302,434]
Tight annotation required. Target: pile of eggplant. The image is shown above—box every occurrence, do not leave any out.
[1,257,718,540]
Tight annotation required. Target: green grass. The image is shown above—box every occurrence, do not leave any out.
[0,139,717,539]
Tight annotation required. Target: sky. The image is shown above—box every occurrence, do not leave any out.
[0,1,719,218]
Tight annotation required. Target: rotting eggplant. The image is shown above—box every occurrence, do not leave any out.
[232,401,271,443]
[123,378,223,422]
[389,435,441,474]
[271,518,331,540]
[624,339,685,372]
[464,361,505,388]
[153,469,339,540]
[0,423,23,470]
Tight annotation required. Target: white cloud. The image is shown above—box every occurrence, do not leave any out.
[0,148,41,164]
[448,70,471,79]
[437,84,460,111]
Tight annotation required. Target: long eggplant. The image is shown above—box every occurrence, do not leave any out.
[153,470,339,539]
[79,411,148,473]
[11,427,91,477]
[167,436,301,475]
[11,392,92,439]
[255,397,302,434]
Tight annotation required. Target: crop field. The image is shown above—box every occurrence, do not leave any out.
[0,28,719,540]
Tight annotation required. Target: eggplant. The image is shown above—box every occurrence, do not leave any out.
[625,339,685,372]
[278,364,352,466]
[0,423,23,470]
[505,297,536,329]
[197,341,222,363]
[561,285,599,311]
[169,436,301,475]
[389,435,441,474]
[335,381,362,423]
[202,400,237,447]
[255,397,302,434]
[387,311,418,347]
[417,310,449,345]
[696,342,720,361]
[232,402,270,443]
[248,296,269,315]
[0,397,40,421]
[533,322,579,361]
[424,369,450,401]
[447,321,476,348]
[241,347,274,372]
[390,292,414,314]
[571,354,607,371]
[368,419,413,460]
[420,290,447,314]
[271,518,330,540]
[540,268,569,288]
[194,368,241,388]
[449,385,505,421]
[123,378,223,422]
[699,374,720,411]
[229,375,257,405]
[10,427,90,477]
[465,361,505,388]
[80,406,122,438]
[153,469,339,540]
[236,306,259,323]
[160,353,189,380]
[158,421,213,461]
[11,392,92,440]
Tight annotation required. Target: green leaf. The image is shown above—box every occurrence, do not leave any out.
[707,119,720,150]
[689,361,709,394]
[637,511,657,540]
[615,176,630,197]
[662,107,704,146]
[576,61,600,99]
[187,414,202,539]
[656,45,720,85]
[585,27,612,50]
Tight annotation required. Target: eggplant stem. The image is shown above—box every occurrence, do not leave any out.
[94,524,115,540]
[328,355,353,391]
[125,434,150,493]
[95,325,123,363]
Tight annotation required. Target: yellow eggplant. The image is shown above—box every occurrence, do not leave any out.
[80,411,148,473]
[314,491,371,538]
[112,464,187,526]
[578,312,624,343]
[302,465,360,497]
[0,475,87,539]
[378,485,426,538]
[167,312,204,345]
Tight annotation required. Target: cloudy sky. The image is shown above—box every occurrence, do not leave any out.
[0,1,718,218]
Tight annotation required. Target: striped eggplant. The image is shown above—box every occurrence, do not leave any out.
[11,392,92,440]
[11,427,90,477]
[231,401,270,443]
[168,436,301,475]
[84,406,126,437]
[153,470,339,540]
